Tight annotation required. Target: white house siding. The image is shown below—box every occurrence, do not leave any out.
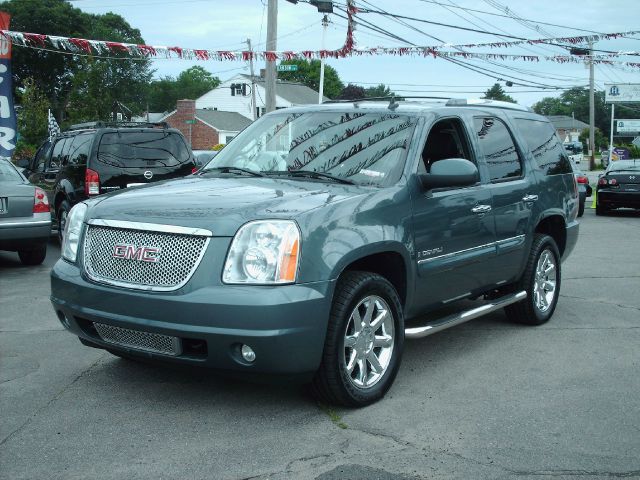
[196,74,294,120]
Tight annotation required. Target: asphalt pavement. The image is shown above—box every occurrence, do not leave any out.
[1,209,639,480]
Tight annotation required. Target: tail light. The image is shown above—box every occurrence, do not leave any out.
[610,178,618,185]
[33,187,50,213]
[576,175,588,184]
[598,177,608,186]
[85,168,100,196]
[191,167,199,174]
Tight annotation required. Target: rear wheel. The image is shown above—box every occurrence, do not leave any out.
[595,201,607,216]
[311,271,404,407]
[57,200,71,244]
[505,234,560,325]
[18,244,47,266]
[577,197,585,217]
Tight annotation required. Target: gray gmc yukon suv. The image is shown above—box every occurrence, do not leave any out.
[51,99,579,407]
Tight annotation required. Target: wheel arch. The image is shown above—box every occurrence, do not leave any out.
[534,214,567,256]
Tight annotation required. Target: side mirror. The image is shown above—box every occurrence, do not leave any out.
[419,158,479,190]
[16,158,30,168]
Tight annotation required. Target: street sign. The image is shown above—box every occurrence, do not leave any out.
[605,83,640,103]
[616,119,640,134]
[185,119,196,124]
[277,64,298,72]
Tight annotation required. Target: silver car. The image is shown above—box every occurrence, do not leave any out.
[0,158,52,265]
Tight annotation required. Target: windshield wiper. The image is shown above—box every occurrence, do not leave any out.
[270,170,355,185]
[201,166,265,177]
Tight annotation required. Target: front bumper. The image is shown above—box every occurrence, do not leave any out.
[51,259,334,376]
[597,189,640,209]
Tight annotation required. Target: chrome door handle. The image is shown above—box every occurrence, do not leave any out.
[523,194,539,202]
[471,205,492,214]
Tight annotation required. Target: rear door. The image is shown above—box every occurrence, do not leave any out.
[28,136,69,206]
[93,130,194,193]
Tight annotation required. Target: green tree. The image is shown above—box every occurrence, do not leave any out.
[278,59,344,99]
[483,83,516,103]
[16,78,49,146]
[1,0,153,121]
[365,84,396,98]
[147,66,221,112]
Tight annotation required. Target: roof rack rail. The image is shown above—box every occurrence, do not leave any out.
[323,95,451,104]
[445,98,532,112]
[67,121,169,131]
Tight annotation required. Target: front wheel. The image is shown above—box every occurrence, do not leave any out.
[505,234,561,325]
[311,271,404,407]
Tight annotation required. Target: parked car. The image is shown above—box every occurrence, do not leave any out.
[571,160,592,217]
[192,149,218,171]
[596,159,640,215]
[50,99,578,407]
[564,141,583,165]
[19,122,197,242]
[0,158,51,265]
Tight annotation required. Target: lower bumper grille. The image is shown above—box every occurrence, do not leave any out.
[93,322,182,356]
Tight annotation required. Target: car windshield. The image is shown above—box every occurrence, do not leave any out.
[203,111,418,187]
[0,159,23,182]
[608,161,640,172]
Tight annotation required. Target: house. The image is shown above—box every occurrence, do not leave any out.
[546,115,589,143]
[196,73,327,120]
[161,99,252,149]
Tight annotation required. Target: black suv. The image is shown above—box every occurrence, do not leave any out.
[23,122,196,240]
[51,99,579,407]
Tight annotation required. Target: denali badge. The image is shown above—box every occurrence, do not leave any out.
[112,244,161,263]
[144,170,153,180]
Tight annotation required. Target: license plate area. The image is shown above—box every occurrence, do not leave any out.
[0,197,6,214]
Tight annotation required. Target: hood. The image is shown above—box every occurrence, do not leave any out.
[85,175,364,236]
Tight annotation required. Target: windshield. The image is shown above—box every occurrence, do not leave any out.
[0,159,23,182]
[97,131,190,168]
[204,112,418,187]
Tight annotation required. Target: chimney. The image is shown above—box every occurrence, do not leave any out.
[176,99,196,118]
[259,68,266,78]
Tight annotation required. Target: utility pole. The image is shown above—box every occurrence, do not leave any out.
[246,38,258,120]
[588,41,595,170]
[265,0,278,113]
[318,14,328,104]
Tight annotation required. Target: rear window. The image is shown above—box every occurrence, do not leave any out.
[0,159,23,182]
[96,131,190,168]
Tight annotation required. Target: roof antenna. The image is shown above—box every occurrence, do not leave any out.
[388,96,399,111]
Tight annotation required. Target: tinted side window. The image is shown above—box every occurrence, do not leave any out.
[33,140,52,173]
[50,138,68,170]
[474,117,522,182]
[514,118,572,175]
[67,133,92,166]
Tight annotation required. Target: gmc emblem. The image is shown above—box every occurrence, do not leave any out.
[112,244,161,263]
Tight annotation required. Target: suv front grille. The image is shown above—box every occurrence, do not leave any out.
[94,322,181,356]
[83,223,209,291]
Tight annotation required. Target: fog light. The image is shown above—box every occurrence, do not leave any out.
[57,310,70,329]
[241,344,256,362]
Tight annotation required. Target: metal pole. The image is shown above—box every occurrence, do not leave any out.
[589,41,595,170]
[265,0,278,113]
[318,14,328,104]
[609,103,615,165]
[246,38,258,120]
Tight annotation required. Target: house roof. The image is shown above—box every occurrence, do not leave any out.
[196,109,252,132]
[546,115,589,131]
[239,74,328,104]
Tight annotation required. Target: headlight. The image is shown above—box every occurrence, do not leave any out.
[223,220,300,284]
[61,203,87,262]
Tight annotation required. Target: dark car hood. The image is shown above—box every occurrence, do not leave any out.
[86,175,364,236]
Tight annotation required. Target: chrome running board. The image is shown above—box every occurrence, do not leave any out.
[405,290,527,339]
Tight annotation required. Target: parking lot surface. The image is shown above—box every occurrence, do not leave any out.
[1,208,639,480]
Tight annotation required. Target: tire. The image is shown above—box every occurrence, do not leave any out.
[577,198,585,217]
[18,244,47,266]
[595,201,607,216]
[504,234,561,326]
[57,199,71,244]
[311,271,404,407]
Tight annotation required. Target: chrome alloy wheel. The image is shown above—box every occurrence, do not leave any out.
[534,249,557,313]
[343,295,395,389]
[59,209,68,242]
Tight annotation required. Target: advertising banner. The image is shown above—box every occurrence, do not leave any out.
[616,119,640,134]
[605,83,640,103]
[0,12,16,159]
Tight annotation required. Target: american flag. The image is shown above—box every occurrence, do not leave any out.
[48,109,60,141]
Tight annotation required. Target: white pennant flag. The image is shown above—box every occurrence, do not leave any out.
[48,109,60,142]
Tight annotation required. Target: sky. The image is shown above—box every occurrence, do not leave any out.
[66,0,640,109]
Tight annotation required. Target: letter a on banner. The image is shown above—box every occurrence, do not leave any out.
[0,12,16,158]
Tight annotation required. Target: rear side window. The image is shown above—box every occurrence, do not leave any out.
[50,138,69,169]
[514,118,573,175]
[474,117,522,182]
[97,131,190,168]
[33,140,52,173]
[67,133,92,166]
